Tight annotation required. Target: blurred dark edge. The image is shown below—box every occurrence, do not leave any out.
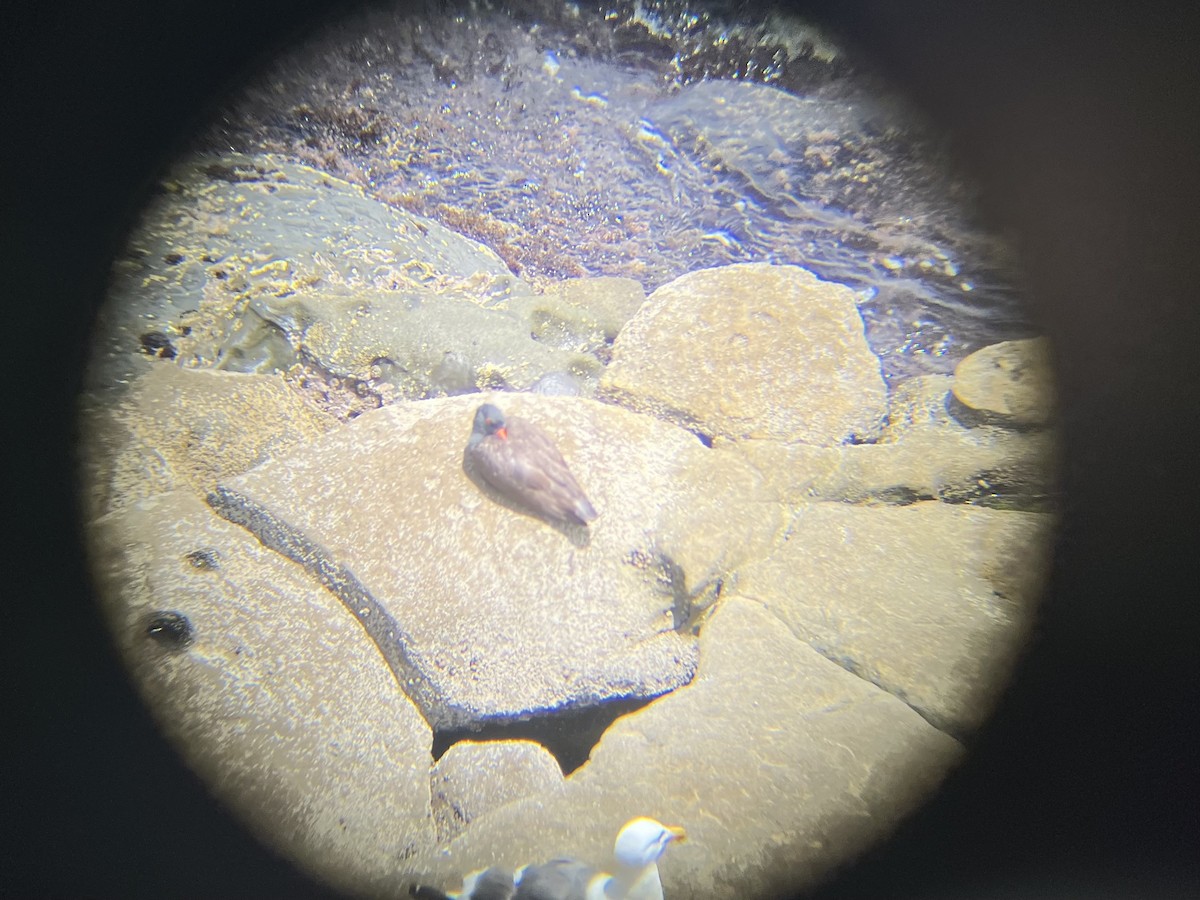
[4,0,1197,896]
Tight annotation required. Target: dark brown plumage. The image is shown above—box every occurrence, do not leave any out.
[466,403,598,527]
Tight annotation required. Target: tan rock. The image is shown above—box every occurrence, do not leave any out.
[600,263,887,444]
[89,491,434,897]
[951,336,1056,426]
[880,374,958,441]
[408,598,963,899]
[736,501,1054,736]
[78,364,336,521]
[725,424,1058,511]
[430,740,564,843]
[211,395,781,730]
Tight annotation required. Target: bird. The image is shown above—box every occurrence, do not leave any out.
[465,402,599,527]
[409,817,686,900]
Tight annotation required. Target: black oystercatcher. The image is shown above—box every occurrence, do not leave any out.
[409,816,686,900]
[465,403,599,526]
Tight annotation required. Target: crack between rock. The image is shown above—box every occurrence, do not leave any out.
[750,603,966,744]
[206,484,468,730]
[806,643,966,744]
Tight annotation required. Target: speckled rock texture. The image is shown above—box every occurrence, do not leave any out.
[735,502,1053,738]
[430,740,564,843]
[81,327,1056,900]
[408,599,964,900]
[78,364,337,521]
[208,394,783,730]
[600,263,888,444]
[90,491,435,897]
[951,336,1056,426]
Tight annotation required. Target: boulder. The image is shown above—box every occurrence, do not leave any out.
[600,263,887,444]
[951,336,1056,427]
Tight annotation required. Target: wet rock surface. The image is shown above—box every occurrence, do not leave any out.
[198,1,1031,381]
[87,153,519,393]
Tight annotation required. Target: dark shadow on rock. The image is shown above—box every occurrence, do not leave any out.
[431,694,654,776]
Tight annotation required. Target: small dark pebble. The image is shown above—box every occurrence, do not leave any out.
[163,252,184,265]
[139,331,177,359]
[144,611,194,651]
[184,548,221,570]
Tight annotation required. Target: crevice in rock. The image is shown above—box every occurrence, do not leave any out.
[804,641,966,744]
[431,695,654,776]
[206,485,466,728]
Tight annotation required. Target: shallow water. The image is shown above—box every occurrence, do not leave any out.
[201,0,1032,382]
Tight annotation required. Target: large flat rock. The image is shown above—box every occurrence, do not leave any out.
[408,598,963,899]
[210,394,782,730]
[89,491,434,897]
[736,502,1054,736]
[599,263,887,444]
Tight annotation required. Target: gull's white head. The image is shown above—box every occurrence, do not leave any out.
[613,817,687,869]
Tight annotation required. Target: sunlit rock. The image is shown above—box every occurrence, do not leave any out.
[430,740,563,843]
[207,395,779,729]
[951,336,1056,427]
[407,598,963,899]
[79,364,336,521]
[90,490,434,896]
[600,263,887,444]
[736,501,1055,737]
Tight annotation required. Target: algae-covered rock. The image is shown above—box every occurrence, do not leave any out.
[87,152,522,392]
[502,277,646,359]
[79,364,337,520]
[600,263,887,445]
[234,287,601,399]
